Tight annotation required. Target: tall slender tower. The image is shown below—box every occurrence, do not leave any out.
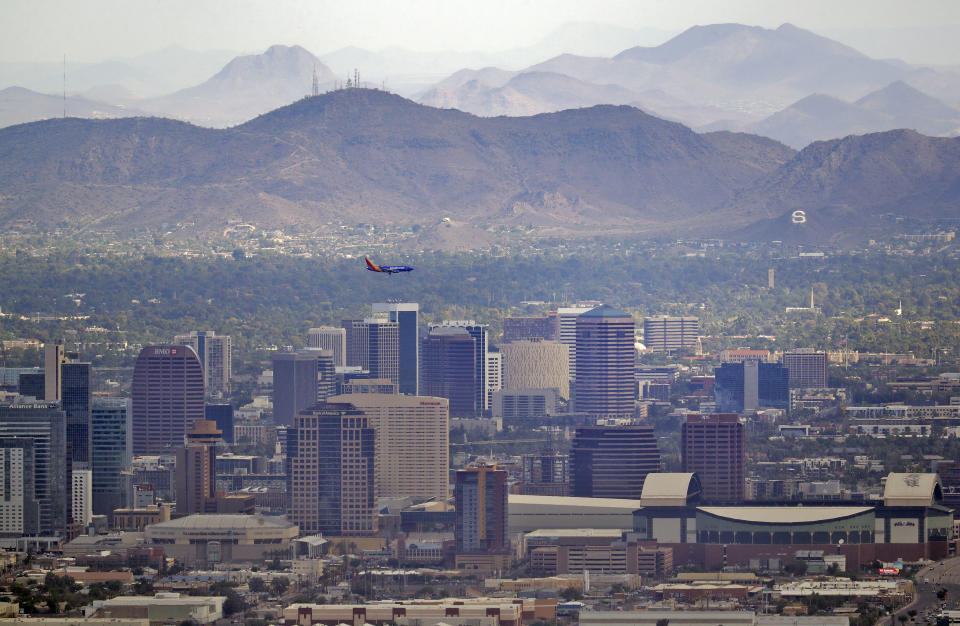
[372,303,419,395]
[175,420,222,514]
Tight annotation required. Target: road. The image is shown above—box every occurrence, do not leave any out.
[879,556,960,625]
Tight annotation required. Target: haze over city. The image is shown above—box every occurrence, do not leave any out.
[2,1,960,625]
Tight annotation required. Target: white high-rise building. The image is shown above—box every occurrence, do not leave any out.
[173,331,232,397]
[486,351,502,410]
[555,306,594,382]
[0,441,38,536]
[71,468,93,526]
[643,316,700,353]
[308,326,347,367]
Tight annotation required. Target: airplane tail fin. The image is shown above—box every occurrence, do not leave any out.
[365,256,381,272]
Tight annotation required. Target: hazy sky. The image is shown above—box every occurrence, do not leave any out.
[3,0,960,64]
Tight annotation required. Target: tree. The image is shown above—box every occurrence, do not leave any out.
[270,576,290,596]
[248,577,266,593]
[560,586,583,601]
[938,587,948,601]
[656,620,670,626]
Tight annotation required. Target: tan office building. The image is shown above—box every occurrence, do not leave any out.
[330,393,449,500]
[502,339,570,400]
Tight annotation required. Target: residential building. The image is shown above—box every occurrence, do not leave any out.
[643,316,700,353]
[173,331,232,397]
[132,345,205,454]
[308,326,347,367]
[71,468,92,525]
[574,305,636,419]
[486,350,502,410]
[0,438,39,537]
[455,466,509,555]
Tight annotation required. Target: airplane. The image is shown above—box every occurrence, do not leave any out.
[365,256,414,275]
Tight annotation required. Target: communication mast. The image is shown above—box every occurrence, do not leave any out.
[312,65,319,97]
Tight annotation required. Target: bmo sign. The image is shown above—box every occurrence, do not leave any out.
[152,347,179,357]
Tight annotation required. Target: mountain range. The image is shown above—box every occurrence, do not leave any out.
[1,88,958,244]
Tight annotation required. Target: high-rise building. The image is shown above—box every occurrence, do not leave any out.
[173,331,232,397]
[71,468,93,525]
[271,350,336,427]
[682,414,745,502]
[0,438,40,537]
[343,317,400,387]
[520,451,570,496]
[0,403,67,535]
[62,361,91,465]
[132,345,206,454]
[431,321,489,412]
[17,372,45,400]
[372,302,419,395]
[714,361,790,413]
[44,343,65,402]
[486,351,502,410]
[503,316,557,343]
[205,403,234,444]
[330,393,449,500]
[308,327,347,367]
[570,425,659,499]
[782,349,828,389]
[643,316,700,353]
[288,402,377,536]
[455,466,508,554]
[555,306,593,382]
[90,398,132,517]
[421,326,478,417]
[501,339,570,400]
[175,420,221,514]
[574,305,636,419]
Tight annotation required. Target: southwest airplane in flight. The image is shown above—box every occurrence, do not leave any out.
[365,256,414,275]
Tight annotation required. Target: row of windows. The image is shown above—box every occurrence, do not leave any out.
[697,530,873,545]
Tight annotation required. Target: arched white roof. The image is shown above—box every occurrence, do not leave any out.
[883,473,943,507]
[640,473,702,506]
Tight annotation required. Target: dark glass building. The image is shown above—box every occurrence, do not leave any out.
[90,399,132,517]
[421,327,478,417]
[682,414,745,502]
[570,425,660,499]
[18,372,45,400]
[62,362,91,464]
[574,305,636,419]
[714,361,790,413]
[205,403,234,444]
[132,345,205,454]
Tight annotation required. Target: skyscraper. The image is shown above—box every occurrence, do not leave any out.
[175,420,221,514]
[132,345,205,454]
[503,315,557,343]
[421,326,478,417]
[44,343,65,402]
[431,321,489,412]
[330,393,449,500]
[271,350,336,427]
[71,468,92,525]
[90,398,132,517]
[455,466,508,555]
[62,361,91,465]
[681,414,745,502]
[0,403,67,535]
[343,317,400,386]
[308,326,347,367]
[643,316,700,353]
[574,305,636,419]
[570,425,660,499]
[555,306,594,382]
[486,350,502,411]
[781,349,828,389]
[288,402,377,536]
[0,438,40,538]
[372,302,419,395]
[173,331,232,397]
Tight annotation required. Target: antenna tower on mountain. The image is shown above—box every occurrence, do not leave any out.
[312,65,320,97]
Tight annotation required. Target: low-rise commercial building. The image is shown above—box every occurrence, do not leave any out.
[143,514,298,567]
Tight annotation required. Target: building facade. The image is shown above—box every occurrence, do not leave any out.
[271,350,336,427]
[782,349,829,389]
[502,339,570,400]
[714,361,789,413]
[288,403,377,536]
[372,302,419,395]
[329,393,450,501]
[503,315,557,343]
[132,345,205,454]
[455,466,509,554]
[574,305,636,419]
[421,326,478,417]
[90,398,132,517]
[173,331,232,398]
[570,425,660,499]
[307,326,347,368]
[0,438,39,537]
[643,316,700,353]
[175,420,222,515]
[682,414,745,502]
